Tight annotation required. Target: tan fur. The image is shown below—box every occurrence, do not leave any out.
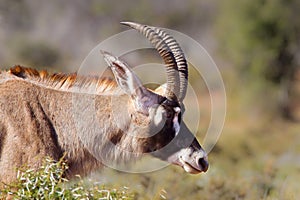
[0,66,144,185]
[0,64,208,186]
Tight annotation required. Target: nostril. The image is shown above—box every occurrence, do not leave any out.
[198,157,209,172]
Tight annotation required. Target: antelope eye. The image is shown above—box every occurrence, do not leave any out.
[166,111,172,118]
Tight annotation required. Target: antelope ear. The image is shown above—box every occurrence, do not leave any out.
[101,51,162,115]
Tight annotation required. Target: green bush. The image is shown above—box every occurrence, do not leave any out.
[0,158,135,200]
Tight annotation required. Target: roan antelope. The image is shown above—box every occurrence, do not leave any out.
[0,22,208,185]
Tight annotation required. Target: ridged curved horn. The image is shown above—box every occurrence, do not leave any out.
[120,21,180,101]
[150,27,188,101]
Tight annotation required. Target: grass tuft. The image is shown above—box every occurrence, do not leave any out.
[0,157,135,200]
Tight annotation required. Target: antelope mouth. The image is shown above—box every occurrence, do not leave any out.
[179,157,208,174]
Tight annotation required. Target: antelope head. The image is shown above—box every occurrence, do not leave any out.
[101,22,208,174]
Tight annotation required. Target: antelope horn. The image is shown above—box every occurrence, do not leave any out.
[150,27,188,101]
[120,21,181,101]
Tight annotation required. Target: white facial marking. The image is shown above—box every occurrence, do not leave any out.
[153,106,164,126]
[173,107,181,135]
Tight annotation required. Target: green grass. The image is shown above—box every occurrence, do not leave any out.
[0,158,135,200]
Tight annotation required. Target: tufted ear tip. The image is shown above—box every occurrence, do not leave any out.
[100,50,118,67]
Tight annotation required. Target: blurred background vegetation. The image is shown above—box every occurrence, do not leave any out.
[0,0,299,199]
